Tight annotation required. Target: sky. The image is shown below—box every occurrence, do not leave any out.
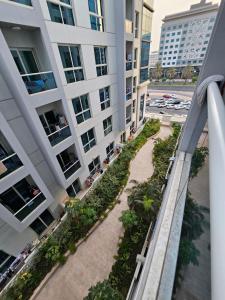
[151,0,220,52]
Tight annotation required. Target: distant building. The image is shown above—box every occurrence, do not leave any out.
[149,51,159,68]
[158,0,219,75]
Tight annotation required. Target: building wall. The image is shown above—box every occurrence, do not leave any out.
[158,2,218,70]
[0,0,153,258]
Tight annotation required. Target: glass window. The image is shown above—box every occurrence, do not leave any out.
[103,116,112,136]
[94,46,107,76]
[0,250,15,274]
[67,179,81,197]
[88,0,104,31]
[88,156,101,176]
[140,68,149,83]
[141,41,150,67]
[58,45,84,83]
[72,94,91,124]
[139,95,145,121]
[81,128,96,153]
[126,105,132,124]
[106,142,114,158]
[10,49,39,75]
[99,86,110,110]
[30,209,54,235]
[47,1,74,26]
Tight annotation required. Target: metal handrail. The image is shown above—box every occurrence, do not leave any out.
[14,192,43,217]
[21,71,53,77]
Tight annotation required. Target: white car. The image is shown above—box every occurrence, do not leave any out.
[149,102,158,107]
[166,104,175,109]
[155,99,165,103]
[170,94,177,99]
[175,104,185,110]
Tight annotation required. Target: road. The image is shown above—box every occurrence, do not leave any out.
[146,106,188,116]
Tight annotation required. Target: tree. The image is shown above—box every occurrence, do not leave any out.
[153,62,163,81]
[167,68,176,82]
[119,210,138,230]
[182,65,194,83]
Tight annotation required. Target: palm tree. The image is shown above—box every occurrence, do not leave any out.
[182,65,194,84]
[167,68,176,83]
[153,62,163,82]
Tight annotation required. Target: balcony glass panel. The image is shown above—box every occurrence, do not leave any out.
[57,149,81,179]
[0,154,23,180]
[15,193,46,221]
[22,72,57,94]
[64,160,81,179]
[48,125,71,146]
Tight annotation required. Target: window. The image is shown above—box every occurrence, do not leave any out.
[88,157,101,176]
[126,105,132,124]
[135,11,139,38]
[103,116,112,136]
[172,33,175,36]
[173,26,176,29]
[94,47,107,76]
[30,210,54,235]
[166,34,170,37]
[177,32,181,35]
[66,179,81,197]
[47,1,74,25]
[139,95,145,121]
[106,142,114,158]
[99,86,110,110]
[0,251,15,274]
[204,41,208,45]
[140,68,149,83]
[0,177,45,221]
[72,94,91,124]
[132,100,136,113]
[88,0,104,31]
[171,39,174,42]
[57,147,81,179]
[208,26,213,30]
[81,128,96,152]
[59,45,84,83]
[11,48,39,75]
[200,53,205,57]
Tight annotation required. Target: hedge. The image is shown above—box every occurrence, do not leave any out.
[1,119,160,300]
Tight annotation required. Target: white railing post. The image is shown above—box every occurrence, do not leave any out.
[207,81,225,300]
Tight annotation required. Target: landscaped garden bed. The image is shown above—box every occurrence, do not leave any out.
[85,123,181,299]
[1,119,160,300]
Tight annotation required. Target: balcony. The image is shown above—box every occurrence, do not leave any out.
[21,71,57,95]
[9,0,32,5]
[14,193,46,221]
[125,19,133,34]
[37,101,71,147]
[0,131,23,180]
[0,176,46,222]
[2,27,57,95]
[57,146,81,179]
[0,153,23,180]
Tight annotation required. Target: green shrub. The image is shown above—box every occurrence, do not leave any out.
[119,210,138,230]
[84,280,124,300]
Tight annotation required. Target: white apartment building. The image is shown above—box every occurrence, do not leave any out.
[158,0,218,72]
[0,0,153,275]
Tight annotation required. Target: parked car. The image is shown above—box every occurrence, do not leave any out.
[155,99,165,103]
[157,104,166,108]
[163,94,171,99]
[149,102,158,107]
[175,104,185,110]
[159,111,165,114]
[166,104,175,109]
[170,94,177,99]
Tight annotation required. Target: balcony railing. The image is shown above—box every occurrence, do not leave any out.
[47,125,71,147]
[9,0,32,5]
[14,193,46,221]
[126,61,133,71]
[125,19,133,34]
[62,159,81,179]
[21,71,57,94]
[0,153,23,180]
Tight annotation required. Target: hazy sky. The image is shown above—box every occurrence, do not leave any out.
[151,0,220,51]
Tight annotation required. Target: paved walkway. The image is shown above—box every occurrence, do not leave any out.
[175,157,210,300]
[34,126,172,300]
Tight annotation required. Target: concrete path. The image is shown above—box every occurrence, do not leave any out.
[175,157,210,300]
[34,125,172,300]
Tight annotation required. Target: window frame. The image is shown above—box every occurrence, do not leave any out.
[58,44,84,83]
[88,0,104,32]
[72,94,91,124]
[106,142,114,158]
[47,0,75,26]
[88,156,101,176]
[94,46,108,77]
[99,86,110,110]
[81,128,96,153]
[103,115,112,136]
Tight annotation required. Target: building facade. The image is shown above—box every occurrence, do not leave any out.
[158,0,218,74]
[149,51,159,68]
[0,0,153,274]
